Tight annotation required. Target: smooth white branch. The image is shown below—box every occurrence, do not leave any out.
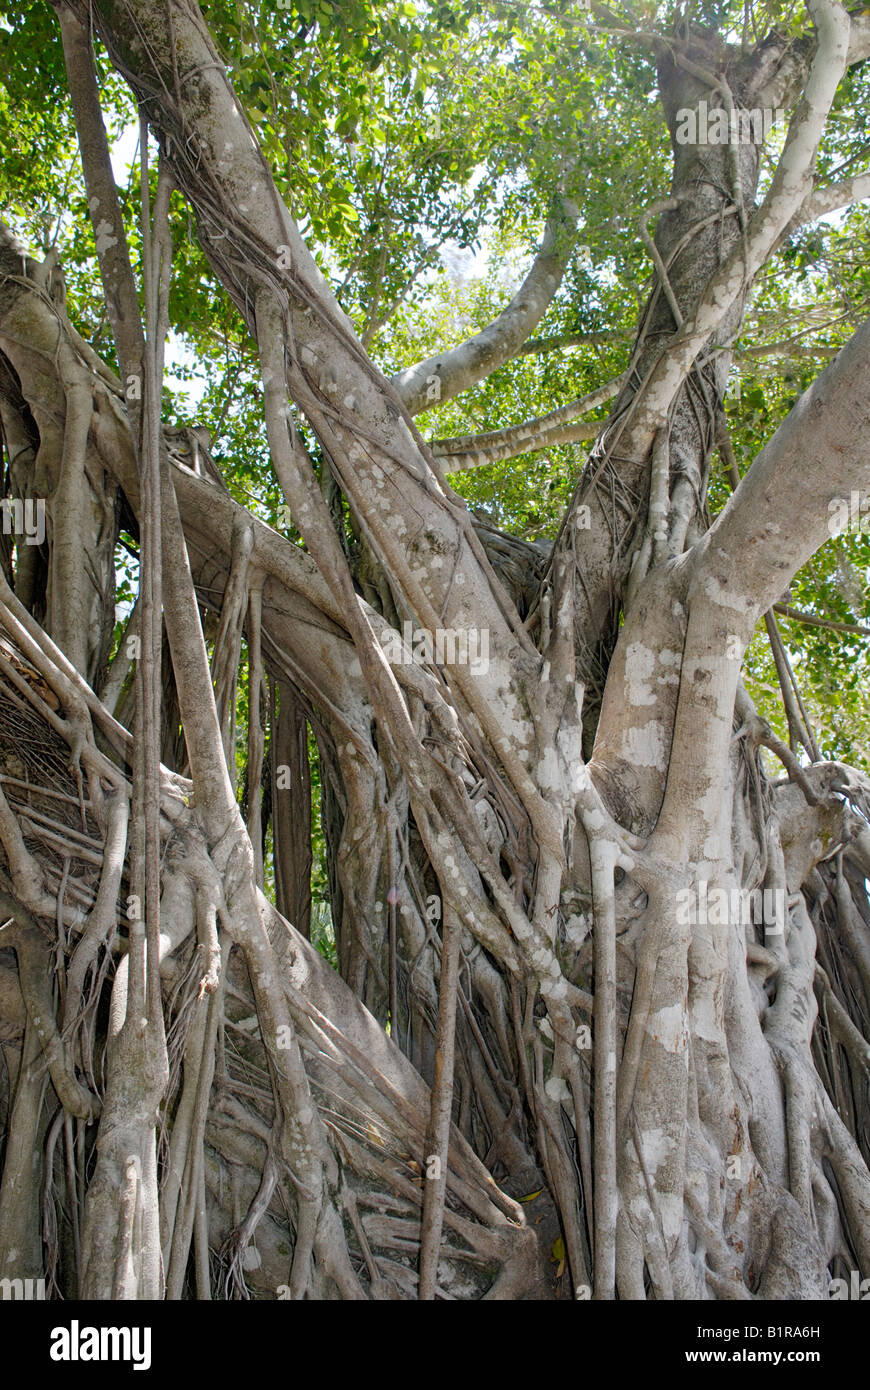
[391,199,581,417]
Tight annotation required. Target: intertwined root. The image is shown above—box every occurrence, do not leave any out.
[0,627,546,1299]
[2,617,870,1299]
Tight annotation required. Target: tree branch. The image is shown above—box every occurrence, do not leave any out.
[431,374,626,470]
[627,0,852,456]
[773,603,870,638]
[517,329,627,358]
[749,5,869,110]
[391,198,581,417]
[698,313,870,627]
[793,171,870,226]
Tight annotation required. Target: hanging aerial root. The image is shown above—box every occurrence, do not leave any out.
[418,905,462,1300]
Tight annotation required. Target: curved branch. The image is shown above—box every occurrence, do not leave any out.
[517,328,627,358]
[431,373,626,471]
[696,312,870,627]
[391,199,580,416]
[739,335,842,361]
[793,171,870,226]
[773,603,870,638]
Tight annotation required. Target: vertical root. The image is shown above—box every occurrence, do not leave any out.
[418,904,462,1300]
[590,837,617,1298]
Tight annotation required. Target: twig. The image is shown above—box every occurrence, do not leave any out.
[773,603,870,638]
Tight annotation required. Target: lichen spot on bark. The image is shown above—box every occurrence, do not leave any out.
[625,642,657,706]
